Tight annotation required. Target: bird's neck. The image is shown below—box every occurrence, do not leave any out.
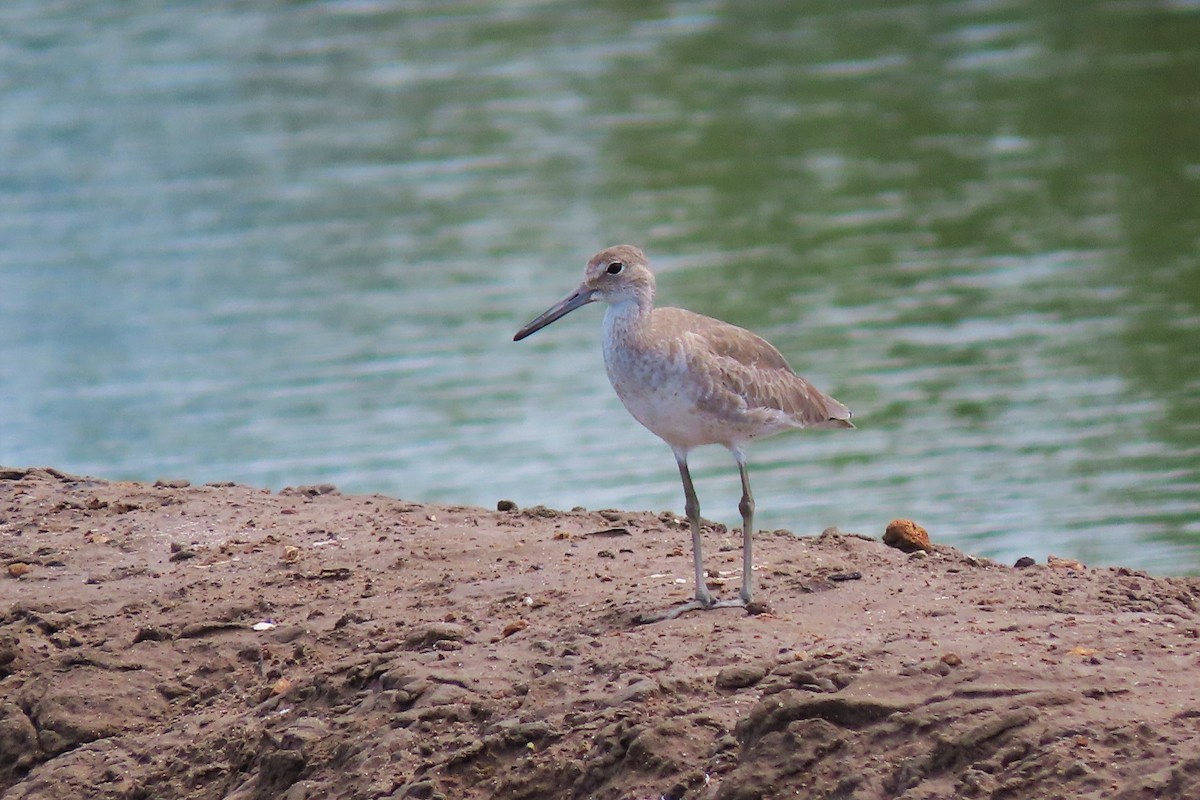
[602,296,652,348]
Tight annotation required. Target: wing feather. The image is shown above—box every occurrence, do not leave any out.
[654,308,852,429]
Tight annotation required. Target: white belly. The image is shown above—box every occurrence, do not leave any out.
[602,323,762,449]
[600,301,808,450]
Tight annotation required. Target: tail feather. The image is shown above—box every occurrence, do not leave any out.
[824,396,854,429]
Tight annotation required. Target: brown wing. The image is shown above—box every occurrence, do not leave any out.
[657,308,853,429]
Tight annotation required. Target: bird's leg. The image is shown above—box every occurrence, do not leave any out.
[736,458,754,605]
[677,456,717,608]
[700,456,754,611]
[635,451,720,624]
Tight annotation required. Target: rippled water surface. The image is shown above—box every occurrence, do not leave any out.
[3,1,1199,573]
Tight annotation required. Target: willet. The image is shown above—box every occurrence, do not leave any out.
[514,245,853,622]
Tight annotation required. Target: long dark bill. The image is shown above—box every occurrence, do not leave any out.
[513,285,595,341]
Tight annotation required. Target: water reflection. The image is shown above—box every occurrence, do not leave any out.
[1,1,1197,573]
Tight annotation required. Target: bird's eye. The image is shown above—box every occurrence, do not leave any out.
[606,262,624,275]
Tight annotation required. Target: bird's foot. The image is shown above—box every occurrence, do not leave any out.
[634,596,747,625]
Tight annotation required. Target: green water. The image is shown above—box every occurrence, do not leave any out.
[2,1,1198,572]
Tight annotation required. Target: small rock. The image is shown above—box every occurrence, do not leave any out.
[179,621,243,638]
[1047,555,1085,570]
[798,676,839,693]
[520,505,559,519]
[940,652,963,667]
[271,625,307,644]
[496,499,518,512]
[716,664,767,690]
[745,599,772,615]
[7,563,31,579]
[0,636,17,677]
[610,678,658,705]
[334,611,368,628]
[403,622,468,651]
[133,626,173,643]
[237,645,262,662]
[156,682,190,700]
[154,478,191,488]
[1014,556,1037,568]
[401,780,439,799]
[282,484,338,496]
[587,528,631,537]
[29,611,72,634]
[256,749,306,794]
[501,620,528,638]
[0,702,37,770]
[413,682,474,708]
[883,519,931,553]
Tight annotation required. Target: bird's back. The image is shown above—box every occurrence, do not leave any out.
[604,305,852,450]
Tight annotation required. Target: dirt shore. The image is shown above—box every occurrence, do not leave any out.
[2,466,1199,799]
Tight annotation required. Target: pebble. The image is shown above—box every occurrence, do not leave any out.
[133,626,173,643]
[271,625,307,644]
[500,620,528,638]
[279,484,338,497]
[715,664,767,690]
[403,622,469,651]
[609,678,658,706]
[179,621,243,638]
[0,636,17,675]
[412,682,474,708]
[883,519,931,553]
[1047,555,1086,570]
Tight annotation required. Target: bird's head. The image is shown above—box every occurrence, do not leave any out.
[513,244,655,341]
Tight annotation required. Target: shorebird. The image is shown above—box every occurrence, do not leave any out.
[514,245,853,622]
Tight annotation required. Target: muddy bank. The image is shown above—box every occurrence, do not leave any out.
[2,467,1199,799]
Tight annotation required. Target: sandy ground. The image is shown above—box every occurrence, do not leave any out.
[2,466,1200,799]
